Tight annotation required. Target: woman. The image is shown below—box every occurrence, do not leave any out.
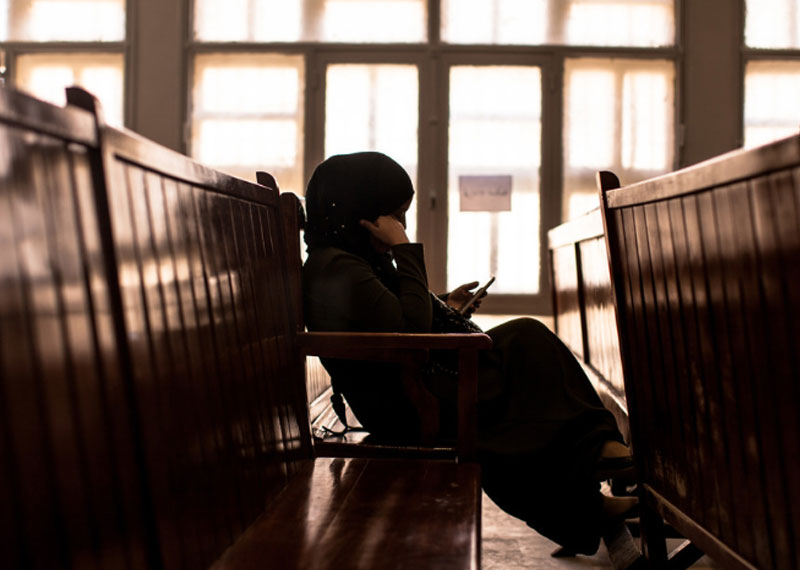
[302,151,636,555]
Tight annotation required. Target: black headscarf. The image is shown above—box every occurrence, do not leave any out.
[304,151,414,273]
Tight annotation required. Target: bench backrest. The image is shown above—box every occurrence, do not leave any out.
[70,89,313,569]
[0,85,313,569]
[599,135,800,569]
[548,208,627,438]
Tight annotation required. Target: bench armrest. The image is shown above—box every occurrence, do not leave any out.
[297,331,492,359]
[296,331,492,460]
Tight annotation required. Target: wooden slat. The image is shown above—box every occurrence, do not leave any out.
[712,182,770,565]
[550,244,584,358]
[659,198,704,537]
[578,236,624,396]
[643,201,687,512]
[681,193,725,538]
[749,172,798,569]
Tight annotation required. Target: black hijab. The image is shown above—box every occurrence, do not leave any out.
[304,152,414,272]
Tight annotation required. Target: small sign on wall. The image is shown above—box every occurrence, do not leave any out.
[459,175,512,212]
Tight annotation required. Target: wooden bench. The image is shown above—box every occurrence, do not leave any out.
[0,84,489,569]
[598,134,800,569]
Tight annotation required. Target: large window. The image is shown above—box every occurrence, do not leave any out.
[0,0,126,124]
[189,0,676,313]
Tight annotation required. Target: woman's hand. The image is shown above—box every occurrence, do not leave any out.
[360,215,410,248]
[445,281,482,314]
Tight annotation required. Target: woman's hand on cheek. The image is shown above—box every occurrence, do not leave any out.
[359,215,410,247]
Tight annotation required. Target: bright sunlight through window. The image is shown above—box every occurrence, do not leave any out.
[563,58,674,219]
[448,66,541,295]
[325,64,419,239]
[442,0,673,46]
[745,0,800,48]
[193,0,425,43]
[191,54,305,191]
[744,61,800,148]
[15,53,124,125]
[1,0,125,41]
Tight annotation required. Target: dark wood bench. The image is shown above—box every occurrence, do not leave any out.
[0,84,490,569]
[598,134,800,569]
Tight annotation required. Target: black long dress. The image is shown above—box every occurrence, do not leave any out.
[303,242,625,554]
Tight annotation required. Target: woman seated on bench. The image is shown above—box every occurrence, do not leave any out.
[302,151,637,556]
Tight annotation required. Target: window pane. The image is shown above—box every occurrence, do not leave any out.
[565,0,673,46]
[194,0,426,43]
[744,61,800,147]
[745,0,800,48]
[194,0,302,42]
[442,0,546,44]
[325,63,419,239]
[563,58,674,219]
[1,0,125,41]
[442,0,673,46]
[448,66,541,294]
[321,0,425,42]
[14,53,124,125]
[191,53,305,191]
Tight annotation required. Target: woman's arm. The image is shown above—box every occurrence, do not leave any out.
[303,244,432,333]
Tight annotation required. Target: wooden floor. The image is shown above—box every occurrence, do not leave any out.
[481,492,722,569]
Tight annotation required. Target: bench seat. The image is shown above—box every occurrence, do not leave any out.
[214,458,481,570]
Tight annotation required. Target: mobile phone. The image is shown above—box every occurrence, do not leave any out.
[458,276,495,315]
